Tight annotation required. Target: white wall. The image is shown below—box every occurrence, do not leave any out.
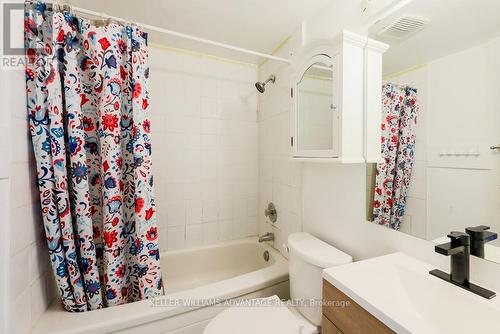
[382,39,500,242]
[1,8,54,334]
[148,47,259,251]
[425,39,500,241]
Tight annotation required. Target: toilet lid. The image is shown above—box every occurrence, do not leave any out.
[204,296,303,334]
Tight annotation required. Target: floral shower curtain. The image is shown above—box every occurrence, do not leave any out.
[373,83,419,230]
[25,1,163,312]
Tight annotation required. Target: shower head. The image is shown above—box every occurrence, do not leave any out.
[255,75,276,93]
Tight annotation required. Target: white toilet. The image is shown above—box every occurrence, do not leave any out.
[204,232,352,334]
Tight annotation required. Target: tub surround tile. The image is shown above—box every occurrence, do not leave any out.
[2,29,57,334]
[166,201,187,227]
[201,78,218,98]
[163,183,185,203]
[201,164,216,181]
[29,242,49,285]
[247,217,258,236]
[167,226,186,250]
[201,97,218,119]
[9,247,30,302]
[201,119,217,134]
[202,200,218,223]
[10,205,30,254]
[30,274,51,326]
[233,218,249,239]
[9,288,32,334]
[201,134,217,150]
[186,200,203,225]
[257,36,304,257]
[201,150,217,166]
[186,224,203,247]
[202,222,219,244]
[4,41,258,317]
[218,220,233,241]
[218,199,233,221]
[0,179,9,329]
[246,197,258,217]
[232,198,247,220]
[159,227,169,252]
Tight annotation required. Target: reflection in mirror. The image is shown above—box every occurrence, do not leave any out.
[367,84,418,230]
[366,0,500,264]
[297,62,334,151]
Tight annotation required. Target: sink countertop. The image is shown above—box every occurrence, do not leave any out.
[323,252,500,334]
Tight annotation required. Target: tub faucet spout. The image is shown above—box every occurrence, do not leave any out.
[258,232,274,242]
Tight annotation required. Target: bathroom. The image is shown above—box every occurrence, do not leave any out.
[0,0,499,333]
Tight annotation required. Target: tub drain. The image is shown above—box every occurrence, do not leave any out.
[263,250,270,262]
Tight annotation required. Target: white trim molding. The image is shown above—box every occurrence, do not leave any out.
[364,37,389,163]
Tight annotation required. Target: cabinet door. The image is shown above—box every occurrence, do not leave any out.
[292,54,340,159]
[322,315,342,334]
[323,280,395,334]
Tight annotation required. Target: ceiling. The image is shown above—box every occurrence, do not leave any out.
[68,0,332,64]
[369,0,500,76]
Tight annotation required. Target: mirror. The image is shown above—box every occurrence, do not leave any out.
[297,62,334,151]
[294,58,338,157]
[366,0,500,264]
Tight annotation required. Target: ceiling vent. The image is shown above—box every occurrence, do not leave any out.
[377,15,429,40]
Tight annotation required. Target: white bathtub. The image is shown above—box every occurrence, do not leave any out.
[32,238,289,334]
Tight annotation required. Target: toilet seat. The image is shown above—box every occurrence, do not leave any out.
[203,296,317,334]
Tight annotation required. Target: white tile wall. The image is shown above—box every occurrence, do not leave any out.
[0,58,10,334]
[0,14,53,333]
[2,66,54,334]
[149,47,259,251]
[257,34,304,257]
[0,178,9,334]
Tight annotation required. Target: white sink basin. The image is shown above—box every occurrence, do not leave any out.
[323,253,500,334]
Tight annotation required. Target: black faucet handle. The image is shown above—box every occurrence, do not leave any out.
[435,232,470,256]
[466,225,498,242]
[447,231,470,246]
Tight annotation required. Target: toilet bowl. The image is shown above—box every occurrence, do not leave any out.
[203,232,352,334]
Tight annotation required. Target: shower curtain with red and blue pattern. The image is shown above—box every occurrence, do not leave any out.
[373,83,419,230]
[25,1,163,312]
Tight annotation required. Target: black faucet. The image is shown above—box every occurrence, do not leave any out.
[430,231,496,299]
[465,225,498,259]
[434,232,470,285]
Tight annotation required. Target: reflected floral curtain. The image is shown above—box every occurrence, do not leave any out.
[373,83,419,230]
[25,1,163,312]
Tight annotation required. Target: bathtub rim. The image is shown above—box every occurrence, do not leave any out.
[31,237,288,334]
[161,236,276,258]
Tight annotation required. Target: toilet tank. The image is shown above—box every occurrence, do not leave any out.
[287,232,352,326]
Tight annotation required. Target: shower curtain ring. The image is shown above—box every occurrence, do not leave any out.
[62,3,71,14]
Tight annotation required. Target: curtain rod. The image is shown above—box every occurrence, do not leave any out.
[44,1,291,64]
